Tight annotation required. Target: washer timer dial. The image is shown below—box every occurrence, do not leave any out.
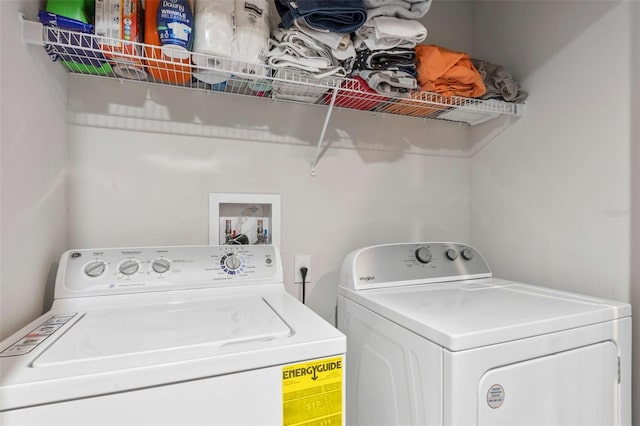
[220,253,246,275]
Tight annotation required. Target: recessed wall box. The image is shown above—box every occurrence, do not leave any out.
[209,193,281,248]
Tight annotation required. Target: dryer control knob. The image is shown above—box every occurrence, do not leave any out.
[446,249,458,260]
[119,259,139,275]
[84,260,106,278]
[415,247,432,264]
[461,248,474,260]
[152,258,171,274]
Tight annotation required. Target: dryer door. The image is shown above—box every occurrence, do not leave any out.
[477,341,619,426]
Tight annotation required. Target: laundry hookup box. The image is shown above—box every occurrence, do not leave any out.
[219,216,270,245]
[209,193,281,247]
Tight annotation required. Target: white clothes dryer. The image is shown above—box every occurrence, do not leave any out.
[1,245,345,426]
[337,242,631,426]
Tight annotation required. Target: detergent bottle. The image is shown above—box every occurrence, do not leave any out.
[144,0,192,84]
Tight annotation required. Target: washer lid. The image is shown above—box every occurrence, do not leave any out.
[0,288,345,411]
[34,295,291,367]
[340,278,631,351]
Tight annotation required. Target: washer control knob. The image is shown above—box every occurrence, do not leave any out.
[415,247,432,264]
[224,253,242,271]
[152,258,171,274]
[446,249,458,260]
[119,259,139,275]
[84,260,106,278]
[461,248,474,260]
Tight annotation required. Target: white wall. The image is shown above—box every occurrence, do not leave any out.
[630,1,640,424]
[66,77,471,325]
[0,1,69,340]
[470,1,631,301]
[470,0,636,422]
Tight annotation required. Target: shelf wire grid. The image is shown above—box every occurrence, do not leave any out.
[39,23,522,125]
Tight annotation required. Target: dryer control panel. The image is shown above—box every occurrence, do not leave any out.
[339,242,492,290]
[56,245,282,298]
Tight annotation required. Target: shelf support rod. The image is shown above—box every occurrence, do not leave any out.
[311,86,339,176]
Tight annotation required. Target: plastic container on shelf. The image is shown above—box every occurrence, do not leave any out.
[144,0,192,84]
[39,8,113,76]
[95,0,147,80]
[45,0,88,24]
[157,0,194,58]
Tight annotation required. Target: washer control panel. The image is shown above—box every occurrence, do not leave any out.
[0,314,76,357]
[340,242,492,290]
[57,245,281,298]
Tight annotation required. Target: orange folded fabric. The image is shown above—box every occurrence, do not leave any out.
[416,45,486,98]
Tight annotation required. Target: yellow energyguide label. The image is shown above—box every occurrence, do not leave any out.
[282,356,343,426]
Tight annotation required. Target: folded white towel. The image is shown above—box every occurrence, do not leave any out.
[363,0,432,20]
[331,43,356,62]
[373,16,427,40]
[292,19,356,62]
[293,19,350,50]
[268,29,347,78]
[355,16,426,51]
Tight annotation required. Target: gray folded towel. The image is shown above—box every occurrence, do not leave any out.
[354,69,417,97]
[471,58,528,103]
[362,0,432,20]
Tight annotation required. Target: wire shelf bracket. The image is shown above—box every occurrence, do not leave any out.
[311,87,339,177]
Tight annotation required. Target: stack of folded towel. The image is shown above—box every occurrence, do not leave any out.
[269,0,367,101]
[267,28,348,79]
[354,16,427,51]
[351,4,430,97]
[266,24,352,102]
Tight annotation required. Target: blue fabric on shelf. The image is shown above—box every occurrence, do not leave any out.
[276,0,367,33]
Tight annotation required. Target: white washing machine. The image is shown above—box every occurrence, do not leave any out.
[1,245,345,426]
[337,242,631,426]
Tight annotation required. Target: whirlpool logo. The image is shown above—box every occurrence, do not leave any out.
[359,275,375,282]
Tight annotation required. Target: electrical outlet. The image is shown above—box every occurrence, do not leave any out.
[294,255,311,284]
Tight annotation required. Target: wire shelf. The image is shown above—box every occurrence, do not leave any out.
[25,18,523,126]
